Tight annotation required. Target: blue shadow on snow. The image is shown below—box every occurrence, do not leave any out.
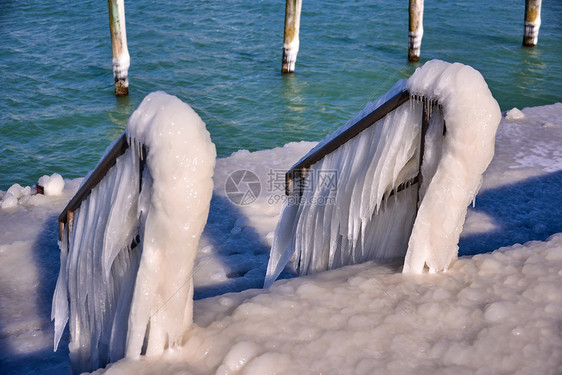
[459,170,562,256]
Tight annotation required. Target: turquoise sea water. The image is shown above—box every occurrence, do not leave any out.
[1,0,561,190]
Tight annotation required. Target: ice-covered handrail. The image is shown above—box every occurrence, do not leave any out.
[286,90,411,195]
[285,90,410,195]
[267,87,440,287]
[266,60,501,287]
[57,133,146,241]
[52,92,216,373]
[285,89,439,200]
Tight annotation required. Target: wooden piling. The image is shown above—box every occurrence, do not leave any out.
[108,0,130,96]
[282,0,302,74]
[523,0,542,46]
[408,0,424,62]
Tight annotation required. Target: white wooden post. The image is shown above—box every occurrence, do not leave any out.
[108,0,130,96]
[523,0,542,46]
[282,0,302,74]
[408,0,424,62]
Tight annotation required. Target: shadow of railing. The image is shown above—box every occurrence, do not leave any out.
[0,212,70,374]
[459,170,562,256]
[193,194,274,300]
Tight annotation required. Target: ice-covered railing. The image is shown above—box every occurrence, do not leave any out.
[52,92,216,373]
[57,133,145,242]
[284,90,439,197]
[265,60,501,287]
[266,87,435,285]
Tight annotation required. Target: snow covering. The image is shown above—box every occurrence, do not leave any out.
[0,102,560,374]
[266,60,501,286]
[51,92,216,372]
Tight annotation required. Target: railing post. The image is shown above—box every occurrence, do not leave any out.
[282,0,302,74]
[417,98,430,207]
[523,0,542,46]
[108,0,130,96]
[408,0,424,62]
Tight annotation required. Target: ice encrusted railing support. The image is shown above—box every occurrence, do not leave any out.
[58,133,146,242]
[285,90,440,201]
[54,92,216,373]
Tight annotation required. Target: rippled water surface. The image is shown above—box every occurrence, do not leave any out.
[1,0,561,189]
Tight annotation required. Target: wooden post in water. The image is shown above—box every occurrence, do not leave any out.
[282,0,302,74]
[108,0,130,96]
[523,0,542,46]
[408,0,424,62]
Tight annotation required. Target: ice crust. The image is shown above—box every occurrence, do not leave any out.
[265,60,501,286]
[51,92,216,372]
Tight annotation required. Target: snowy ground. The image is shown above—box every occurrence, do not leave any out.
[0,103,561,374]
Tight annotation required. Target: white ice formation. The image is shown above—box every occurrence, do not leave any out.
[38,173,65,196]
[0,173,64,209]
[51,92,216,373]
[265,60,500,287]
[403,60,501,273]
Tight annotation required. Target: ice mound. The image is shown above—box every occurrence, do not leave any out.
[505,107,526,120]
[1,190,19,209]
[265,60,501,286]
[38,173,65,196]
[1,174,65,210]
[51,91,216,372]
[1,183,32,209]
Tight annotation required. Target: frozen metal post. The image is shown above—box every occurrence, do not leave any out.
[282,0,302,73]
[108,0,130,96]
[408,0,424,62]
[523,0,542,46]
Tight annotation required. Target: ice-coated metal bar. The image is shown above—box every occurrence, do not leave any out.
[58,133,146,240]
[417,97,431,203]
[285,90,411,195]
